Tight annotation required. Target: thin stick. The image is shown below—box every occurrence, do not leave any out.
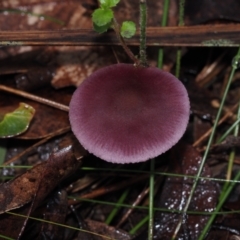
[0,24,240,47]
[192,102,239,147]
[116,186,149,227]
[2,25,240,47]
[68,174,150,205]
[0,85,69,112]
[112,18,140,65]
[139,0,148,66]
[6,211,114,240]
[217,116,240,143]
[3,126,71,166]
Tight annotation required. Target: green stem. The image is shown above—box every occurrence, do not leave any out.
[148,159,155,240]
[172,47,240,239]
[226,150,235,180]
[198,171,240,239]
[112,18,140,65]
[129,216,149,235]
[158,0,170,69]
[105,188,129,225]
[175,0,185,78]
[175,49,182,78]
[233,102,240,135]
[139,0,148,67]
[71,196,240,215]
[178,0,185,26]
[219,101,240,200]
[0,140,7,165]
[6,211,113,239]
[0,234,14,240]
[216,116,240,143]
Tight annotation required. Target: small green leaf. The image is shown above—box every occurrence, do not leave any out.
[99,0,120,8]
[120,21,136,38]
[0,103,35,138]
[92,8,113,26]
[93,22,112,33]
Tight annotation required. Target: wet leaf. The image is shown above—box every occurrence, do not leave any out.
[0,102,35,138]
[84,219,131,240]
[0,205,32,239]
[35,190,68,240]
[15,67,53,91]
[185,0,240,24]
[0,145,82,214]
[46,46,118,88]
[154,144,219,239]
[211,135,240,153]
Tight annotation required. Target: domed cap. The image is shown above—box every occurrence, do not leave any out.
[69,63,190,164]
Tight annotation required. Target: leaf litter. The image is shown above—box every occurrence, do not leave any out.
[0,145,82,214]
[1,0,240,239]
[154,144,219,239]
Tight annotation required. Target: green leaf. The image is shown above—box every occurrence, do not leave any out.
[0,103,35,138]
[92,8,113,26]
[120,21,136,38]
[93,22,112,33]
[99,0,120,8]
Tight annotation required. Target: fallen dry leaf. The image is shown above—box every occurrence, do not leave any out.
[211,135,240,153]
[84,219,131,240]
[35,190,68,240]
[0,145,82,214]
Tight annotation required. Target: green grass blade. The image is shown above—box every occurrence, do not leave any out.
[105,188,129,225]
[148,159,155,240]
[172,47,240,239]
[158,0,170,69]
[198,171,240,239]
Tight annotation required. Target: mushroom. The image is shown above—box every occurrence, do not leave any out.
[69,63,190,164]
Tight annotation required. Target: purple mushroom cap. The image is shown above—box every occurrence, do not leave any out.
[69,63,190,164]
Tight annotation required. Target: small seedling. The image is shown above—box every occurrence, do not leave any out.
[69,0,190,164]
[92,0,136,38]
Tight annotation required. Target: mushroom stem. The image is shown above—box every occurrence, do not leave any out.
[139,0,148,67]
[112,18,140,66]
